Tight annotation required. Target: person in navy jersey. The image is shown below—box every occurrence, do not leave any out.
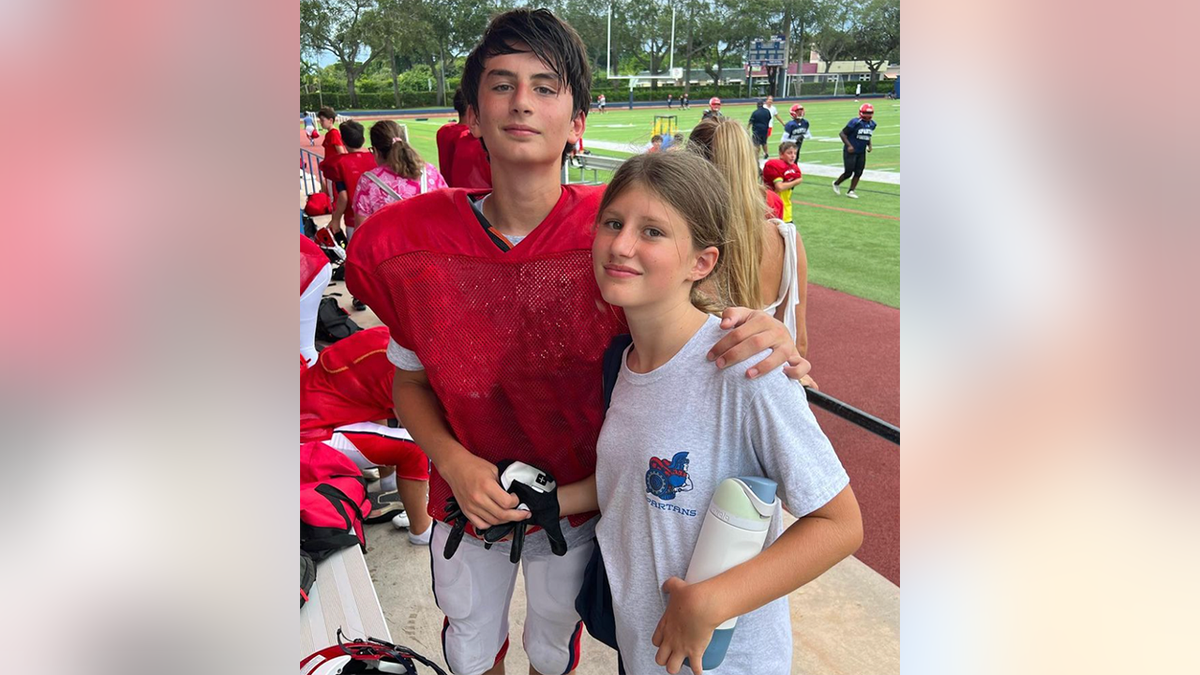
[748,99,772,160]
[832,103,876,199]
[782,104,810,154]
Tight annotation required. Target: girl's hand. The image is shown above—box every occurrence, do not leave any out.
[799,373,819,390]
[708,308,803,379]
[652,577,721,675]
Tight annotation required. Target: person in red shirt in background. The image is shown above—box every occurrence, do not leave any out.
[301,326,433,544]
[326,120,378,240]
[437,89,470,182]
[448,96,493,189]
[300,234,332,367]
[762,141,803,225]
[317,106,347,210]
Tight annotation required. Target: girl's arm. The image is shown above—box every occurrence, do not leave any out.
[557,474,598,517]
[651,485,863,675]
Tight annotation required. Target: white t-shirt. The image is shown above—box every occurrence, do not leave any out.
[595,315,849,674]
[766,104,779,128]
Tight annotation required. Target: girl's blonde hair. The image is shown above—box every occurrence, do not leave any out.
[369,120,425,180]
[595,152,731,314]
[685,118,768,310]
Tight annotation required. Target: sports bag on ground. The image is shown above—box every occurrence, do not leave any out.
[301,440,370,562]
[315,297,361,343]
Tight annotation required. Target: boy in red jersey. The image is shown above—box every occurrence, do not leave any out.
[346,9,805,675]
[325,120,378,238]
[762,141,803,225]
[439,88,494,189]
[436,89,469,183]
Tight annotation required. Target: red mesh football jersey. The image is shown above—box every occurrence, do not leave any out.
[300,326,394,443]
[347,186,623,526]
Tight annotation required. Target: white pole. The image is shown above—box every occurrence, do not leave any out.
[607,4,613,77]
[669,6,676,73]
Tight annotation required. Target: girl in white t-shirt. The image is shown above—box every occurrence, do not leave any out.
[557,151,862,675]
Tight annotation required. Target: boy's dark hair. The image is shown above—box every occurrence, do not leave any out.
[651,134,663,143]
[460,8,591,163]
[777,141,797,155]
[317,106,337,121]
[339,120,365,149]
[452,88,466,117]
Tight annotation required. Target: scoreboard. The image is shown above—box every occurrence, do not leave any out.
[747,35,786,67]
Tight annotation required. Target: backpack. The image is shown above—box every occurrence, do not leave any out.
[575,334,632,671]
[315,297,361,343]
[301,550,317,608]
[301,440,371,562]
[305,192,333,216]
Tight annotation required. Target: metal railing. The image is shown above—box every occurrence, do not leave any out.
[301,147,324,197]
[805,388,899,445]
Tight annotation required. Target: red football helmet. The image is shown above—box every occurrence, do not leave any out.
[790,104,804,117]
[709,97,721,108]
[859,103,874,116]
[301,631,448,675]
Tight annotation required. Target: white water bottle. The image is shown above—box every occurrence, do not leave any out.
[682,477,778,670]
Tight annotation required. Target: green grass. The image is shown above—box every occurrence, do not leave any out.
[341,98,900,308]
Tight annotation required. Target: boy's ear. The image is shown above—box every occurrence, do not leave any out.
[466,104,483,139]
[567,108,586,145]
[691,247,720,281]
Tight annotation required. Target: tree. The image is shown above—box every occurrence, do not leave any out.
[362,0,432,108]
[851,0,899,82]
[413,0,495,106]
[301,0,379,108]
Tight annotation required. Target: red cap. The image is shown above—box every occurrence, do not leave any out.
[859,103,874,115]
[790,104,804,116]
[710,97,721,107]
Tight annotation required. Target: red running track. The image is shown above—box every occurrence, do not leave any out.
[806,284,899,585]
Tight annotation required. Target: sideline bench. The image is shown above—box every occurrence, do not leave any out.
[301,542,391,659]
[567,153,625,184]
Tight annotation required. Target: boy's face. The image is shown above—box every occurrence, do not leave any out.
[466,46,585,167]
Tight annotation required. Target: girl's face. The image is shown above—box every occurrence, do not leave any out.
[592,182,718,311]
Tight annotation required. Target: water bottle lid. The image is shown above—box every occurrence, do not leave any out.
[739,476,778,505]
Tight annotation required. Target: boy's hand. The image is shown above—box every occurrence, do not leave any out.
[652,577,720,675]
[784,359,813,383]
[708,307,803,379]
[438,452,527,530]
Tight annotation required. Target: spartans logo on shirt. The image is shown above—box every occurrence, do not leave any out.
[645,451,693,500]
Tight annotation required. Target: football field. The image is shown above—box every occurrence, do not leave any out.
[342,97,900,307]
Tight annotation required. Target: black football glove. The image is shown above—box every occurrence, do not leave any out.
[441,495,470,560]
[481,460,568,563]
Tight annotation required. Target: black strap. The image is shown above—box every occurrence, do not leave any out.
[602,335,633,411]
[468,195,513,252]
